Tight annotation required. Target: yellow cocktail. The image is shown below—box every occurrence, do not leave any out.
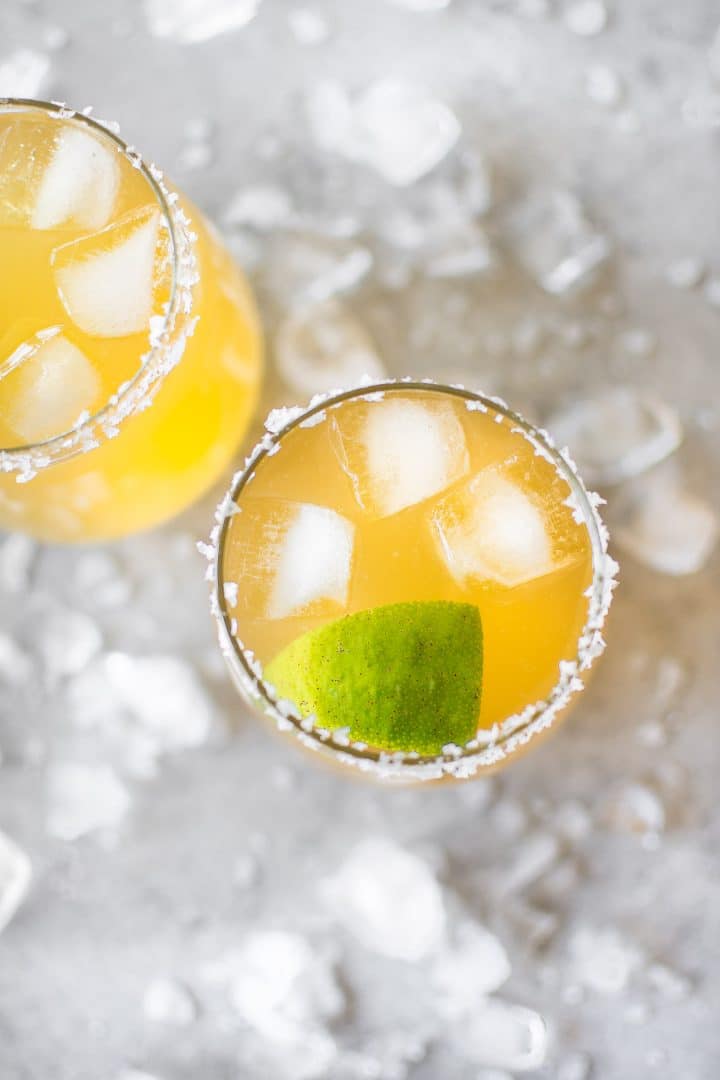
[209,382,616,782]
[0,99,262,541]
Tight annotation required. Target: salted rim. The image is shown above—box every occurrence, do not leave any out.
[0,98,199,480]
[203,378,619,782]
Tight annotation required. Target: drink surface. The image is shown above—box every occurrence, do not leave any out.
[221,387,593,753]
[0,104,262,540]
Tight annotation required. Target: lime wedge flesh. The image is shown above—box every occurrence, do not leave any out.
[264,600,483,756]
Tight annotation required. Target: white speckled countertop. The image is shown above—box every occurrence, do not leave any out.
[1,1,719,1078]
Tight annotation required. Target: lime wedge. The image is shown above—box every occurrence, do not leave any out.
[264,600,482,755]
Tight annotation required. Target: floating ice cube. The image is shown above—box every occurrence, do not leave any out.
[0,329,100,444]
[46,762,131,840]
[547,388,682,486]
[0,830,32,934]
[143,976,198,1025]
[451,999,548,1071]
[144,0,261,43]
[308,79,460,186]
[321,837,446,961]
[432,919,511,1016]
[234,500,355,621]
[569,925,643,994]
[431,467,558,588]
[0,49,51,98]
[564,0,608,35]
[505,189,610,295]
[52,205,166,337]
[331,397,468,519]
[32,125,120,231]
[275,299,386,397]
[613,474,719,575]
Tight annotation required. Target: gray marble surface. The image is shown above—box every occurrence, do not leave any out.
[1,1,720,1078]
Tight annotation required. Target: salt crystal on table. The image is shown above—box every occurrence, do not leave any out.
[308,79,460,186]
[547,387,682,486]
[264,232,372,305]
[505,189,610,295]
[495,832,561,895]
[321,837,446,960]
[665,256,705,289]
[600,782,665,834]
[37,609,102,681]
[224,185,293,229]
[613,474,718,575]
[0,633,33,687]
[0,830,32,934]
[116,1070,164,1080]
[585,65,624,107]
[569,925,644,994]
[288,8,330,44]
[647,962,692,1000]
[46,762,131,840]
[387,0,452,9]
[564,0,608,36]
[102,653,214,750]
[432,919,511,1015]
[557,1050,593,1080]
[451,999,548,1071]
[0,49,51,97]
[143,976,198,1025]
[144,0,261,43]
[275,299,386,397]
[0,534,36,593]
[230,931,344,1029]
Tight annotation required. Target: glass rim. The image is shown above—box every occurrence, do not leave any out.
[0,98,197,473]
[208,378,618,782]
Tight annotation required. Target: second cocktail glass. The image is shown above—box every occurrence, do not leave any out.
[0,99,263,541]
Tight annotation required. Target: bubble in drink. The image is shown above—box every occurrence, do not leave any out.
[331,397,469,519]
[52,205,169,337]
[229,498,355,621]
[431,465,562,588]
[0,328,100,444]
